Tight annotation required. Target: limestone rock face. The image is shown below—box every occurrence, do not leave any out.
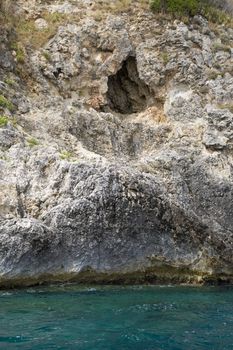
[0,1,233,286]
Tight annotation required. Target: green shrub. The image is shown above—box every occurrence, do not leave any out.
[161,51,170,64]
[207,68,220,80]
[27,137,39,147]
[149,0,160,11]
[150,0,199,16]
[150,0,232,23]
[10,116,17,127]
[0,115,8,127]
[218,103,233,113]
[42,51,52,61]
[10,42,25,64]
[60,150,73,160]
[0,95,13,110]
[171,0,199,15]
[4,78,16,86]
[212,42,231,53]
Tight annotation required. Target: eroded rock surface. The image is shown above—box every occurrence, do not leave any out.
[0,0,233,287]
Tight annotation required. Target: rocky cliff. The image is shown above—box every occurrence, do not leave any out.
[0,0,233,287]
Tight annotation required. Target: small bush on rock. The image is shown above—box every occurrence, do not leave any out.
[0,95,13,111]
[0,116,8,127]
[218,104,233,114]
[27,138,39,147]
[60,150,73,160]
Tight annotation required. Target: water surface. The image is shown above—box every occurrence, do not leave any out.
[0,284,233,349]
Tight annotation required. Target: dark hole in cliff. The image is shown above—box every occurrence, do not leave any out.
[106,56,152,114]
[53,67,62,78]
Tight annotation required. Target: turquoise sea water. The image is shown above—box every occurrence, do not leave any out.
[0,285,233,350]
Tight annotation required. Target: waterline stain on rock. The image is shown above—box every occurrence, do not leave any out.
[0,265,232,289]
[106,56,152,114]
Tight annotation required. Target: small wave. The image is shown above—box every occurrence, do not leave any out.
[0,292,13,296]
[115,302,176,314]
[85,288,97,292]
[129,303,176,312]
[26,289,37,293]
[0,335,30,343]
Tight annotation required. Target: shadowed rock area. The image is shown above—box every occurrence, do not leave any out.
[107,56,152,114]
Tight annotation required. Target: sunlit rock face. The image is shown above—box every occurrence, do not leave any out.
[0,1,233,287]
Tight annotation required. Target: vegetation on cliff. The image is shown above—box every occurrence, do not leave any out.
[150,0,233,24]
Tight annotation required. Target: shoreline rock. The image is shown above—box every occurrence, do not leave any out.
[0,1,233,287]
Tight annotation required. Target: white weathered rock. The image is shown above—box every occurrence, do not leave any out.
[0,1,233,286]
[34,18,48,30]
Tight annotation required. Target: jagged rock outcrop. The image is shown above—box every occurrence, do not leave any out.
[0,0,233,287]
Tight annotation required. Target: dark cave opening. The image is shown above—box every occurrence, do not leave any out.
[106,56,152,114]
[53,67,62,78]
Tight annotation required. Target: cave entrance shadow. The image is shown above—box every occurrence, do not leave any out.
[106,56,152,114]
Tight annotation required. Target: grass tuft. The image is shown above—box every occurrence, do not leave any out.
[218,104,233,113]
[0,95,14,111]
[60,150,74,160]
[27,138,39,147]
[0,115,8,127]
[150,0,233,24]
